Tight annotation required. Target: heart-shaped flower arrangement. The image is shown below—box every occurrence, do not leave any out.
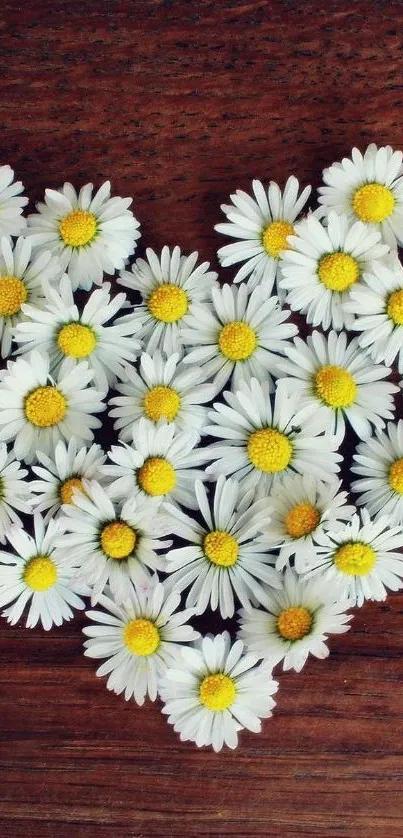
[0,143,403,752]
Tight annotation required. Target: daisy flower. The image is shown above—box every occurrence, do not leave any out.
[0,513,88,631]
[279,211,389,331]
[0,164,28,238]
[318,143,403,248]
[160,631,278,752]
[215,176,311,293]
[0,350,105,465]
[0,444,32,542]
[276,330,397,442]
[306,511,403,607]
[108,350,215,441]
[238,569,353,673]
[164,476,280,619]
[205,378,341,496]
[30,438,107,522]
[258,474,355,572]
[14,274,142,392]
[26,180,140,291]
[57,480,171,604]
[345,259,403,373]
[181,283,298,392]
[104,418,209,510]
[0,235,61,358]
[117,246,218,355]
[350,420,403,524]
[83,582,199,706]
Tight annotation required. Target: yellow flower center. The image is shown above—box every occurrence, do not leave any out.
[100,521,137,560]
[60,477,85,505]
[334,542,376,576]
[387,289,403,325]
[218,321,257,361]
[57,323,97,358]
[389,458,403,494]
[137,456,176,496]
[352,182,395,223]
[284,502,321,539]
[123,618,160,656]
[147,284,188,323]
[262,220,294,258]
[318,252,360,292]
[247,428,293,473]
[314,364,357,409]
[24,386,67,427]
[59,209,97,247]
[143,386,181,422]
[277,606,313,641]
[199,673,236,711]
[23,555,57,591]
[0,275,28,317]
[203,530,239,567]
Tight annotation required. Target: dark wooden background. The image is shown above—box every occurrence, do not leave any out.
[1,1,403,835]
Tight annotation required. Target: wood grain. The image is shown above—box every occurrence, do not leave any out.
[1,1,403,835]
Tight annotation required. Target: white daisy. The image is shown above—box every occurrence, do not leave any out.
[0,513,88,631]
[0,350,105,465]
[215,176,311,293]
[306,511,403,607]
[117,246,218,355]
[163,476,280,619]
[26,180,140,291]
[108,350,215,441]
[258,474,355,572]
[30,438,107,522]
[0,235,61,358]
[0,164,28,238]
[238,569,353,673]
[345,259,403,373]
[0,444,32,542]
[181,283,298,392]
[104,418,209,509]
[205,378,342,496]
[160,631,278,752]
[14,274,142,392]
[279,211,389,331]
[57,480,171,604]
[276,330,397,442]
[83,581,199,706]
[318,143,403,248]
[350,420,403,524]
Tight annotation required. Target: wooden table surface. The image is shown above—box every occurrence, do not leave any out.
[1,1,403,835]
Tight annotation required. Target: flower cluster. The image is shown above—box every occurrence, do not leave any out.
[0,146,403,752]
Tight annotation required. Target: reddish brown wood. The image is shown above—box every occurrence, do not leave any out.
[1,1,403,835]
